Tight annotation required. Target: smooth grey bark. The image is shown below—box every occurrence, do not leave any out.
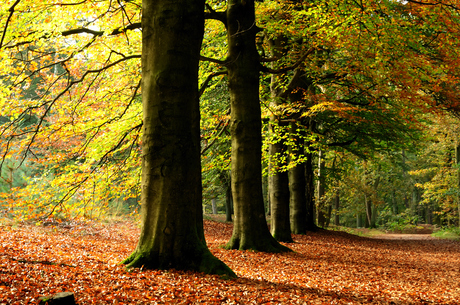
[123,0,234,277]
[224,0,289,252]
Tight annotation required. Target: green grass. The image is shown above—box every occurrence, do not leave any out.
[329,225,386,238]
[432,228,460,240]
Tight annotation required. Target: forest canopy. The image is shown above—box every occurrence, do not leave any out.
[1,0,460,247]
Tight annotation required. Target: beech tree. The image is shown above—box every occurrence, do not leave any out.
[223,0,289,252]
[122,0,234,276]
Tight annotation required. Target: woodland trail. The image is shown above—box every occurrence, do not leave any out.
[0,219,459,304]
[370,234,438,240]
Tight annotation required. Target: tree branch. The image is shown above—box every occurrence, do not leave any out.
[259,47,315,74]
[277,69,303,99]
[17,54,141,167]
[200,55,228,66]
[62,22,141,37]
[405,0,459,10]
[326,135,358,147]
[204,3,227,25]
[0,0,21,49]
[260,56,280,63]
[199,70,227,97]
[201,117,230,155]
[42,122,142,220]
[5,22,141,49]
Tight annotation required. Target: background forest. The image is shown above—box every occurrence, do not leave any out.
[1,0,460,237]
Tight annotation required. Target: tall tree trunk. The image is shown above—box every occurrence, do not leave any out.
[334,190,340,226]
[268,36,292,243]
[225,175,233,222]
[123,0,234,277]
[289,124,307,234]
[305,151,317,231]
[365,194,372,228]
[427,205,432,225]
[317,151,328,228]
[211,198,218,214]
[224,0,289,252]
[456,143,460,228]
[269,134,292,241]
[269,167,291,241]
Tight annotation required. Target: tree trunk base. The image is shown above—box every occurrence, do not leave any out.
[122,248,236,278]
[306,224,319,232]
[272,233,293,243]
[224,234,291,253]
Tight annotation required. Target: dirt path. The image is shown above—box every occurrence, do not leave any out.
[370,233,437,240]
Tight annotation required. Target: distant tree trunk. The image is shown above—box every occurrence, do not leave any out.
[456,143,460,228]
[224,0,289,252]
[211,198,217,214]
[401,150,410,210]
[225,177,233,222]
[305,150,317,231]
[267,35,292,243]
[426,205,432,225]
[268,131,292,241]
[264,174,270,215]
[334,191,340,226]
[364,194,372,228]
[289,125,307,234]
[325,204,332,227]
[363,162,379,228]
[7,166,13,189]
[404,195,410,209]
[123,0,234,277]
[372,203,377,226]
[317,151,328,228]
[269,167,291,241]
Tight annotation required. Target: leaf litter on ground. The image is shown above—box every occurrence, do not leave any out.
[0,219,459,304]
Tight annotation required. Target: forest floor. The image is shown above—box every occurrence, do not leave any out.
[0,217,459,304]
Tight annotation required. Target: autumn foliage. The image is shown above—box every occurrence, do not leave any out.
[0,219,459,304]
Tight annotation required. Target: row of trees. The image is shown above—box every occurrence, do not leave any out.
[1,0,460,276]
